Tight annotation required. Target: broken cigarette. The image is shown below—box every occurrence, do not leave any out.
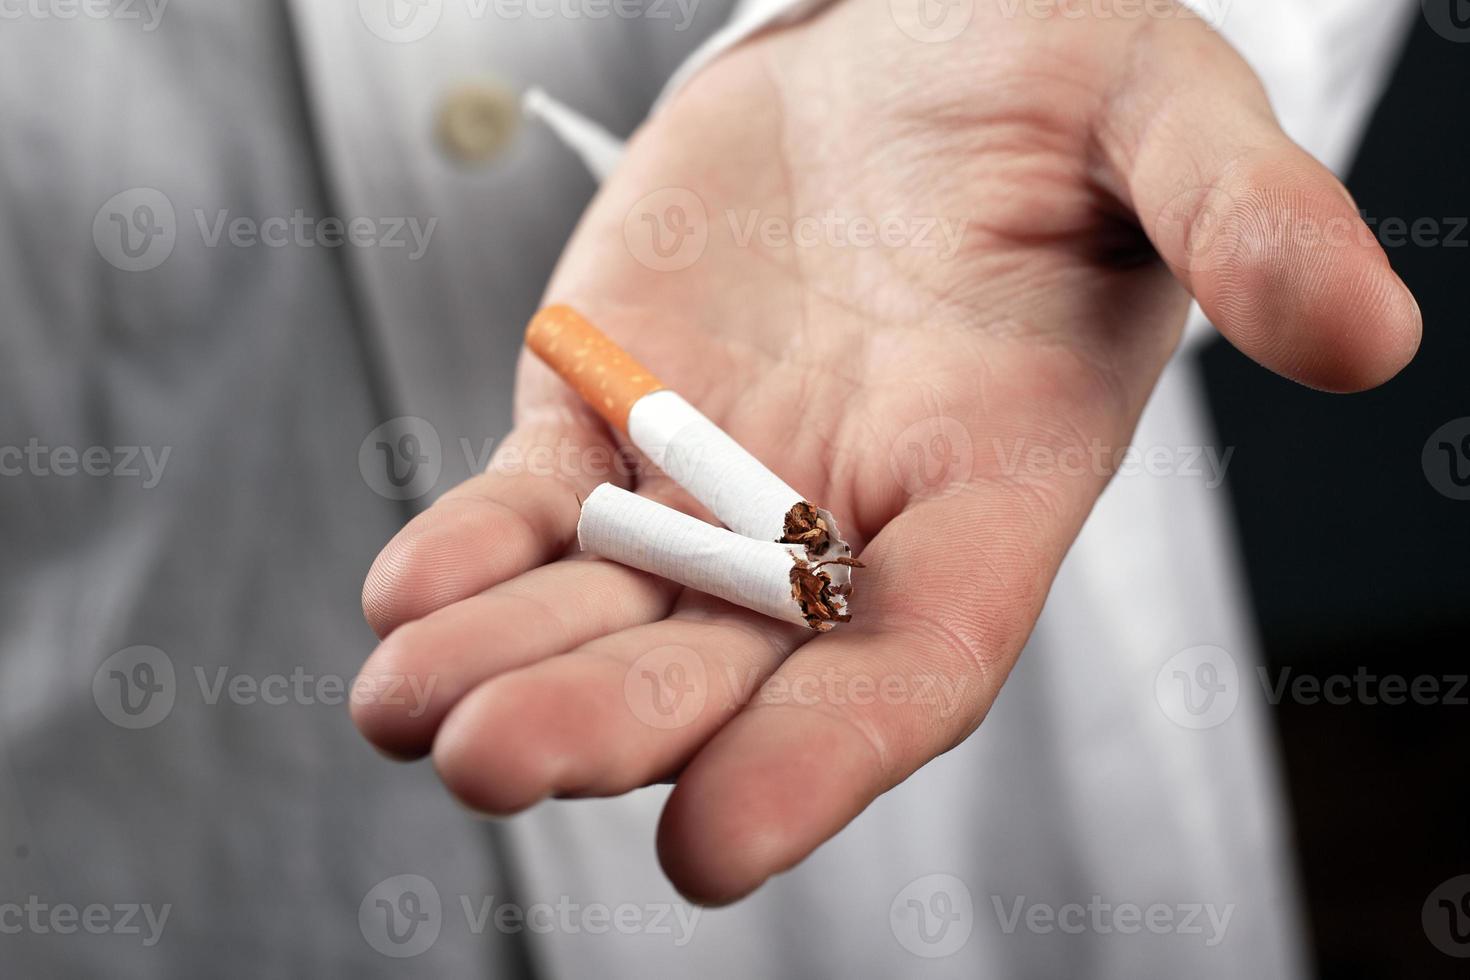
[526,305,860,630]
[578,484,856,629]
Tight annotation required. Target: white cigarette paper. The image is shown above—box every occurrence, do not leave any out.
[577,484,852,630]
[627,390,807,542]
[629,389,853,554]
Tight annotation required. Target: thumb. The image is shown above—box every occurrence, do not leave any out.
[1099,17,1421,392]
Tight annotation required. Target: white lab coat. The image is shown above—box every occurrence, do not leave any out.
[0,0,1414,975]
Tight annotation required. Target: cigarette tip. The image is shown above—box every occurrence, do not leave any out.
[524,306,665,433]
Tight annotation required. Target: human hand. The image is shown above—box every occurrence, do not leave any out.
[353,0,1419,904]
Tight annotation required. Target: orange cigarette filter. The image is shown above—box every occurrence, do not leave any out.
[525,305,665,432]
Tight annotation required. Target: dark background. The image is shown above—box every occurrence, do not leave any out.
[1200,14,1469,978]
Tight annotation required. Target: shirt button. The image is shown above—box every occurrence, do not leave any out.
[436,81,520,165]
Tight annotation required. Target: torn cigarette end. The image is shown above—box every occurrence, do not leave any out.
[784,499,853,559]
[577,483,857,630]
[791,553,865,630]
[784,502,863,628]
[790,562,851,631]
[526,305,665,432]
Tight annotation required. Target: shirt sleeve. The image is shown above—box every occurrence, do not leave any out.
[654,0,837,108]
[1195,0,1418,174]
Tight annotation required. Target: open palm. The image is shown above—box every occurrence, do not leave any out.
[353,0,1418,904]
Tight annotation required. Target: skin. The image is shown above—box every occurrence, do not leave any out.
[352,0,1420,905]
